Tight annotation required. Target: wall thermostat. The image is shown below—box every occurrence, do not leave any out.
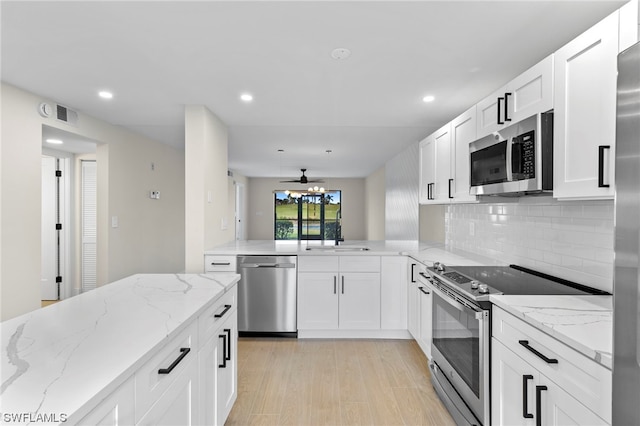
[38,102,52,118]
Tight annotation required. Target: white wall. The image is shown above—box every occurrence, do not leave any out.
[0,83,186,320]
[365,166,385,240]
[184,105,234,272]
[385,142,419,240]
[246,177,366,240]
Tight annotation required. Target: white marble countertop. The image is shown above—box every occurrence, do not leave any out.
[0,273,240,424]
[490,295,613,369]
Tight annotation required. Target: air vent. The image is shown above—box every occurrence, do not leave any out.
[56,104,78,126]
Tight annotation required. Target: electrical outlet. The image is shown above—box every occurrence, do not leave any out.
[150,191,160,199]
[111,216,119,228]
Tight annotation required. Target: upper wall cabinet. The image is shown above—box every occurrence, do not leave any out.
[419,107,478,205]
[476,55,554,139]
[553,11,619,200]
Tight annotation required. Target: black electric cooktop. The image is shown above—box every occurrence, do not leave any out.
[427,264,610,302]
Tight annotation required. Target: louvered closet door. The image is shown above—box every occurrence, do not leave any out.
[81,160,97,292]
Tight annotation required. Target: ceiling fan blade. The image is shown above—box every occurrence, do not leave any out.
[279,179,301,183]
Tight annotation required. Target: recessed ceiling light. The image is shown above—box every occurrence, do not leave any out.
[331,48,351,60]
[240,93,253,102]
[98,91,113,99]
[46,139,63,145]
[422,95,435,103]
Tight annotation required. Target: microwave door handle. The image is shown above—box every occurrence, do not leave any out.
[506,137,514,182]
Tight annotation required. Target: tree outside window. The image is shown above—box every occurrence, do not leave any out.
[274,190,341,240]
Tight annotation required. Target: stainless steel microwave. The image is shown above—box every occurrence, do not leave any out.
[469,112,553,196]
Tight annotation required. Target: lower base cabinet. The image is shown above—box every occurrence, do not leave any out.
[78,377,135,425]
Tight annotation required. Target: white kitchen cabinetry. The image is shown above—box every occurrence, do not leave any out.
[298,255,381,334]
[78,377,135,425]
[553,11,619,200]
[419,135,436,204]
[407,261,420,339]
[419,123,452,204]
[492,306,611,425]
[198,287,238,426]
[381,256,408,330]
[476,55,553,138]
[204,255,237,272]
[449,106,478,203]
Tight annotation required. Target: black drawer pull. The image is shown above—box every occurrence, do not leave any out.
[225,328,232,361]
[536,385,547,426]
[158,347,190,374]
[598,145,611,188]
[333,276,337,294]
[497,96,505,125]
[519,340,558,364]
[504,92,512,122]
[211,262,231,266]
[214,304,232,318]
[448,178,454,199]
[522,374,534,419]
[219,334,227,368]
[418,286,430,295]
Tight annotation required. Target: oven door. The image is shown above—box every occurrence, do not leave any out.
[430,286,490,426]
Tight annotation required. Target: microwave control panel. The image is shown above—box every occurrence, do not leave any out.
[513,130,535,178]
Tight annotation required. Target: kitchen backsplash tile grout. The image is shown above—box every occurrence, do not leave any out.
[445,197,614,292]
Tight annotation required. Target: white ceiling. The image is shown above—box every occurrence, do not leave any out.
[1,0,625,179]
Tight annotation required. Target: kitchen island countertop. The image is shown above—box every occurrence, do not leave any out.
[0,273,240,424]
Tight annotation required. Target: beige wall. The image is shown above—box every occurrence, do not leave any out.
[365,166,385,240]
[184,106,234,272]
[246,177,367,240]
[1,83,185,320]
[419,204,446,243]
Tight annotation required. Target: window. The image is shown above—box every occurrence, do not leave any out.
[274,190,341,240]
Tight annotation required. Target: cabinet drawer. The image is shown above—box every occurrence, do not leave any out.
[204,255,237,272]
[339,256,380,272]
[492,307,611,423]
[198,286,237,347]
[135,321,198,422]
[298,255,339,272]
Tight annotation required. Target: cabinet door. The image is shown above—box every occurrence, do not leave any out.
[476,86,506,137]
[137,357,199,425]
[538,373,608,426]
[417,284,432,359]
[554,11,619,200]
[433,124,452,202]
[339,273,381,329]
[492,339,537,426]
[297,272,339,329]
[380,256,407,330]
[198,334,220,426]
[450,107,477,203]
[407,263,420,339]
[508,55,553,124]
[419,136,436,204]
[217,313,237,425]
[78,377,135,425]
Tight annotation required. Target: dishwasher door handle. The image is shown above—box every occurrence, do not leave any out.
[241,263,296,268]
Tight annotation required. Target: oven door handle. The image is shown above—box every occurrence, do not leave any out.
[431,284,482,315]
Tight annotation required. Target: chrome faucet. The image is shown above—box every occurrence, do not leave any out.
[335,209,343,246]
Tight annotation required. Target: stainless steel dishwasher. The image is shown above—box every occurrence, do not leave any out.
[237,255,297,337]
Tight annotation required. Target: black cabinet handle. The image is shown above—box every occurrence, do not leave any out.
[497,97,505,125]
[504,92,512,122]
[519,340,558,364]
[341,276,345,294]
[211,262,231,266]
[522,374,534,419]
[418,286,430,295]
[219,334,227,368]
[333,276,337,294]
[224,328,232,361]
[448,178,454,199]
[214,304,232,318]
[426,183,431,200]
[598,145,611,188]
[536,385,547,426]
[410,264,416,283]
[158,347,190,374]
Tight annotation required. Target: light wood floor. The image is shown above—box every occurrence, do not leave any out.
[226,338,455,426]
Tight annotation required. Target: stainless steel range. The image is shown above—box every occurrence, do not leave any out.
[425,263,609,426]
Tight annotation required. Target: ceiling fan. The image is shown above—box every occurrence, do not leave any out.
[280,168,324,184]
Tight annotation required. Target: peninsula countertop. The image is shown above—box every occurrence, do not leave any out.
[0,273,240,424]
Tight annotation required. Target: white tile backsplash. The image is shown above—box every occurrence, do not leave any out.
[446,197,614,292]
